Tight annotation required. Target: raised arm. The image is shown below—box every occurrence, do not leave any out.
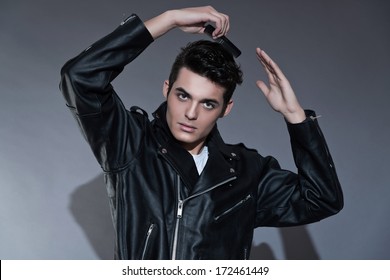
[253,49,343,226]
[60,14,154,171]
[144,6,229,39]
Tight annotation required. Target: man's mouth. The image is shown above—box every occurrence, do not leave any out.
[178,122,196,133]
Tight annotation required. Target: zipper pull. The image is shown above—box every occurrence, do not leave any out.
[177,200,184,218]
[147,224,155,236]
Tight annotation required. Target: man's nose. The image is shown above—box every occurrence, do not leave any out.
[185,103,198,120]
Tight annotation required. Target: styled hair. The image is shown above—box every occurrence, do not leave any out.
[167,40,243,108]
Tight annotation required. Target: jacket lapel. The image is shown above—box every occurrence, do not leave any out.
[192,126,239,194]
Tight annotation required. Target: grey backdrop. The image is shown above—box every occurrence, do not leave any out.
[1,0,389,259]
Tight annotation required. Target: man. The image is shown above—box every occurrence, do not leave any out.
[60,6,343,259]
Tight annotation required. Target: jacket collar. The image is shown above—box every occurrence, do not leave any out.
[152,102,239,195]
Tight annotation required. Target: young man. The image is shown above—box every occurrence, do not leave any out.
[60,6,343,259]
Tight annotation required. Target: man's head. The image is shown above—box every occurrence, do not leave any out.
[166,40,243,110]
[163,40,243,154]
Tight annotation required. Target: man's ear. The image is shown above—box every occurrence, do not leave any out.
[221,99,234,118]
[163,80,169,99]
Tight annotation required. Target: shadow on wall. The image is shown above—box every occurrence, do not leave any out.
[69,174,319,260]
[69,174,115,259]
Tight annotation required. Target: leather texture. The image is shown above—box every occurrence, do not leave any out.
[60,14,343,259]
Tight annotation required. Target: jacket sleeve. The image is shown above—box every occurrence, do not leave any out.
[60,14,154,171]
[255,110,343,227]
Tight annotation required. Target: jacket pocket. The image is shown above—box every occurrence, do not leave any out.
[141,223,156,260]
[214,194,252,222]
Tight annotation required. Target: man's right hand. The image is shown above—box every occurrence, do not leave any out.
[144,6,229,40]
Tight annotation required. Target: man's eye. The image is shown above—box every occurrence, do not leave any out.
[203,102,215,110]
[177,93,188,101]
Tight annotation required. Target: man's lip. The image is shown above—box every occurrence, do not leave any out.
[178,122,196,132]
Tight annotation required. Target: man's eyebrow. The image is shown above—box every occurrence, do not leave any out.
[175,87,220,105]
[175,87,192,97]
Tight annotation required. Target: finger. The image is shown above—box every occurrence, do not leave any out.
[256,49,279,84]
[202,6,222,35]
[256,48,276,75]
[257,48,287,81]
[208,11,229,37]
[209,6,228,35]
[221,13,230,35]
[256,48,274,70]
[256,48,276,77]
[207,15,223,37]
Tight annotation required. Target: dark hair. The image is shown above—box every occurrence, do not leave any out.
[168,40,243,108]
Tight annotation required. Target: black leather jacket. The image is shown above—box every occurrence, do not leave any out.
[60,14,343,259]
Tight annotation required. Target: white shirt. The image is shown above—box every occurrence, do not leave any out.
[191,146,209,175]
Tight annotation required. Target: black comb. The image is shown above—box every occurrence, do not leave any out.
[204,24,241,58]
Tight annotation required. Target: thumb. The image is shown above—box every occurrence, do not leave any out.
[256,80,269,97]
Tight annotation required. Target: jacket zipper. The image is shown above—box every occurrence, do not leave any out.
[141,223,155,259]
[214,193,252,221]
[117,190,128,259]
[171,175,237,259]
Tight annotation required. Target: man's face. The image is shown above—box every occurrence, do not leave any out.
[163,67,233,155]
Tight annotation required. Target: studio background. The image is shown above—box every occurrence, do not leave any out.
[1,0,389,259]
